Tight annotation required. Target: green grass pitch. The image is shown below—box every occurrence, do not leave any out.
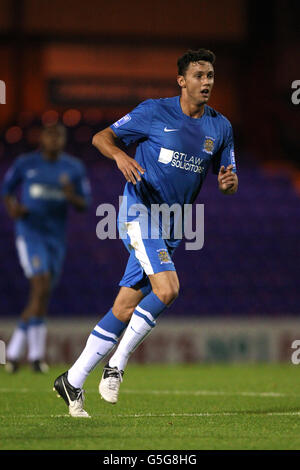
[1,363,300,450]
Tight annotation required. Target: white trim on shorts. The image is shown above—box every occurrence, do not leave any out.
[15,236,33,278]
[126,221,154,276]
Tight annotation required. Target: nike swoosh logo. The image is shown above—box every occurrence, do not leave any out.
[62,377,75,407]
[131,326,141,335]
[96,352,104,357]
[164,127,179,132]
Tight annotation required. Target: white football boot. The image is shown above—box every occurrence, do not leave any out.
[99,363,124,404]
[53,371,90,418]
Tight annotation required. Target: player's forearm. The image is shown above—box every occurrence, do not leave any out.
[92,128,127,163]
[93,127,145,184]
[3,195,14,217]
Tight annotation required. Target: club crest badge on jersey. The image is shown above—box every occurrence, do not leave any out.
[203,137,215,155]
[32,256,41,269]
[59,173,70,184]
[157,249,172,264]
[113,114,131,128]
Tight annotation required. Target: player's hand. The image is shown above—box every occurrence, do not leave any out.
[60,175,87,210]
[60,175,76,200]
[9,202,29,219]
[114,154,145,185]
[218,164,238,194]
[61,181,76,200]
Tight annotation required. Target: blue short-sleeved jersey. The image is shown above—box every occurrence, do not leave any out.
[2,151,91,241]
[111,96,236,247]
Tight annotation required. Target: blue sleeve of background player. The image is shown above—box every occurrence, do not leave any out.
[110,99,154,146]
[212,123,237,174]
[1,156,25,196]
[73,164,92,207]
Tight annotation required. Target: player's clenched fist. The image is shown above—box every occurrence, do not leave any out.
[218,164,238,194]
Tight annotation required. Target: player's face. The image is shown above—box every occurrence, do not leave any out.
[40,126,66,155]
[178,61,214,105]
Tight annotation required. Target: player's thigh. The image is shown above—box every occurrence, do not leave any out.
[121,220,176,277]
[118,220,179,308]
[119,249,152,295]
[148,270,180,294]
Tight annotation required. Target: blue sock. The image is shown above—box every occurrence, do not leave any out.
[18,320,28,331]
[27,317,45,327]
[134,291,168,325]
[68,308,127,388]
[109,292,168,371]
[91,308,127,343]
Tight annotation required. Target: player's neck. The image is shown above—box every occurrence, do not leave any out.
[41,150,60,162]
[180,96,205,119]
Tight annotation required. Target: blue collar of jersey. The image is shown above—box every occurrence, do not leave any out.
[39,150,63,163]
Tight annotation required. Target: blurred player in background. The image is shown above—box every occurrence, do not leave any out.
[2,123,91,373]
[54,48,238,417]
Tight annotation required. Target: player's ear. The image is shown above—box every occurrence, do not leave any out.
[177,75,186,89]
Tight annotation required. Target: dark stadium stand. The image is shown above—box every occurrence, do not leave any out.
[1,114,299,318]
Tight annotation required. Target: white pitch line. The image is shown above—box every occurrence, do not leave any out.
[0,388,290,397]
[1,411,300,419]
[115,412,300,418]
[122,390,287,398]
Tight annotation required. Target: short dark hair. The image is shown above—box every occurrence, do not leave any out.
[177,49,216,76]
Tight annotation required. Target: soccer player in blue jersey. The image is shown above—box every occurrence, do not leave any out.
[54,48,238,417]
[2,123,91,373]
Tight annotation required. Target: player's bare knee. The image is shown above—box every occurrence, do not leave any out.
[153,284,179,305]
